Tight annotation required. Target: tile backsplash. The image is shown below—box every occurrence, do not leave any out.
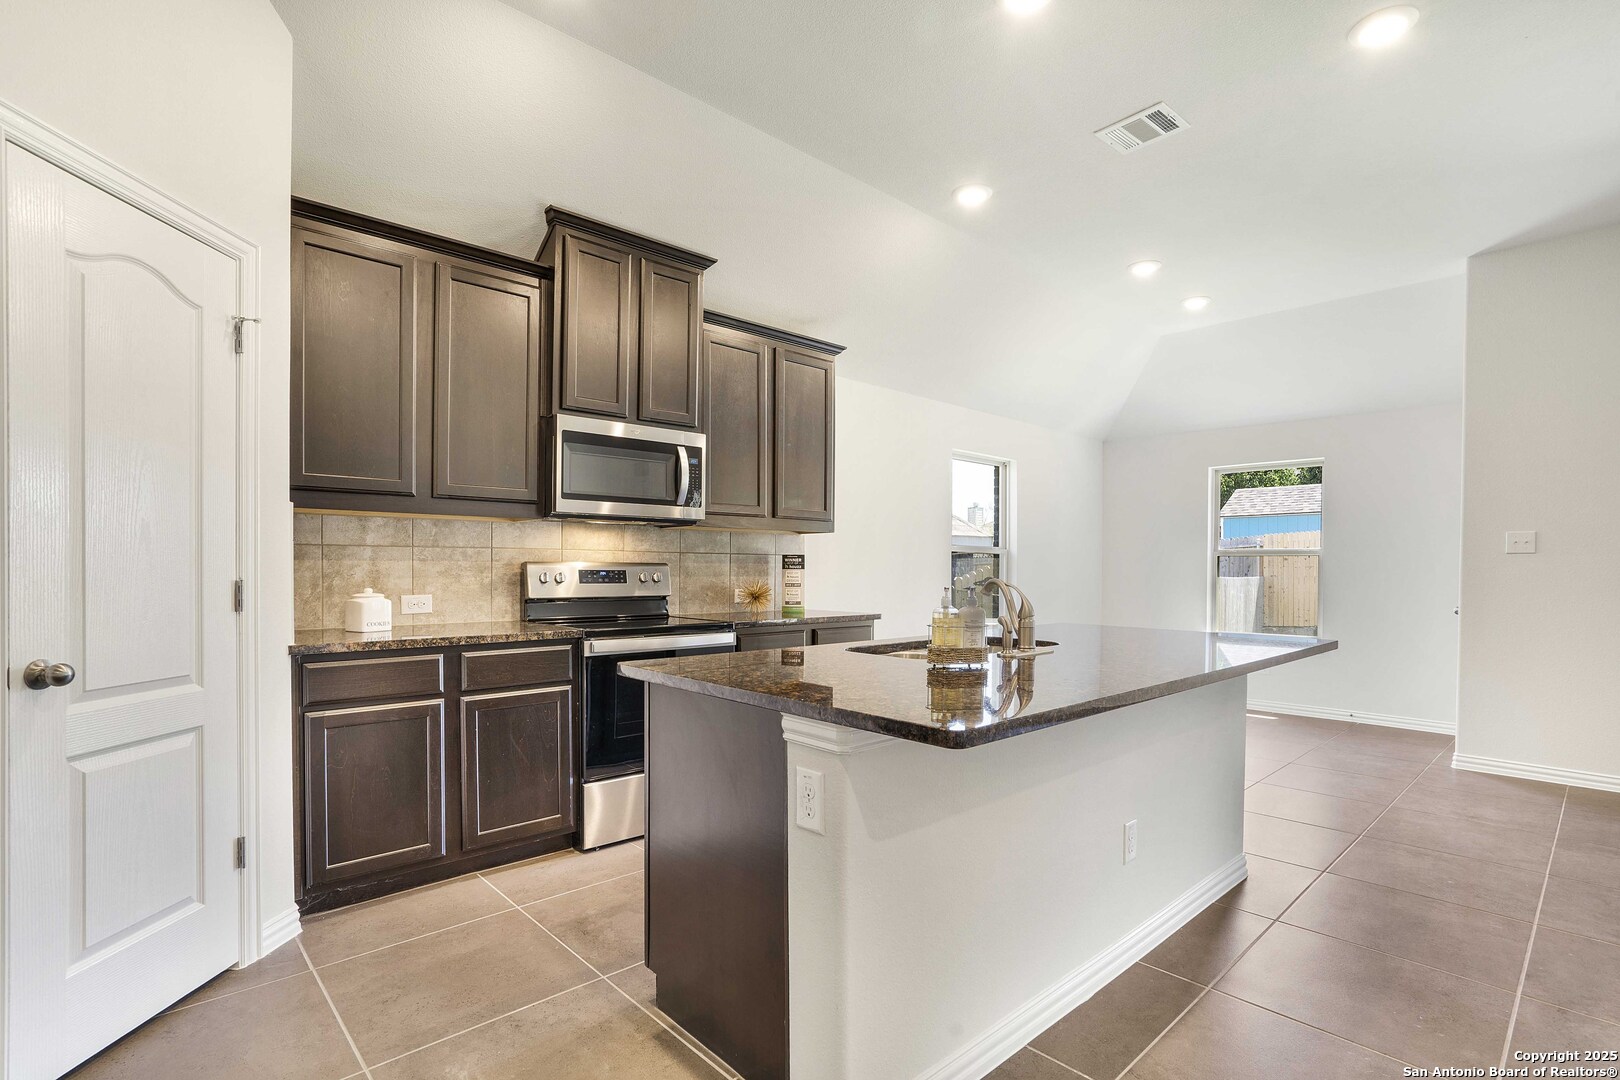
[294,512,806,630]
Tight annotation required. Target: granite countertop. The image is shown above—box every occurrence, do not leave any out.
[290,621,583,656]
[682,609,881,628]
[619,622,1337,749]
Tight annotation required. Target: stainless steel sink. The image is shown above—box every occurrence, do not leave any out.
[848,639,1059,660]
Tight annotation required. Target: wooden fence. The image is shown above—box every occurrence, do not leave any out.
[1216,532,1319,633]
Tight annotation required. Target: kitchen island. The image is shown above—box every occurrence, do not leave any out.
[620,624,1335,1080]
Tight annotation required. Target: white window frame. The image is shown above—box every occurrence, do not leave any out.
[951,451,1014,608]
[1207,457,1324,637]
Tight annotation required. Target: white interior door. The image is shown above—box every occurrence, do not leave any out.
[4,143,241,1079]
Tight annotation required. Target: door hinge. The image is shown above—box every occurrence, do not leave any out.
[234,836,247,870]
[231,316,260,356]
[233,578,245,613]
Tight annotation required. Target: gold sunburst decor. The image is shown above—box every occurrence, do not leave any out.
[739,579,773,612]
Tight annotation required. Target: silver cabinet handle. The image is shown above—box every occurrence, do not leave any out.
[23,660,76,690]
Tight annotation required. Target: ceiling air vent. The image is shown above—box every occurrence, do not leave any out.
[1094,102,1187,154]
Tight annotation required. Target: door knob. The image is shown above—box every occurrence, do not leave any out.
[22,660,76,690]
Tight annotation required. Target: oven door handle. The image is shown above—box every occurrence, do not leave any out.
[584,631,736,656]
[675,445,691,507]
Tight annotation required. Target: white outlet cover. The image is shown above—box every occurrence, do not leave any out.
[402,593,433,613]
[795,766,824,835]
[1505,531,1537,554]
[1124,819,1138,863]
[735,588,747,604]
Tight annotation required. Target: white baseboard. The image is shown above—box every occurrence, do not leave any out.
[259,905,302,959]
[1451,753,1620,794]
[1246,698,1454,735]
[914,854,1248,1080]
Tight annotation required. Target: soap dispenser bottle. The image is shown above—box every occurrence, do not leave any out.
[930,587,962,648]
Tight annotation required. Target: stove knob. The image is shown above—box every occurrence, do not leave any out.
[638,572,649,583]
[554,571,567,583]
[652,572,662,583]
[537,571,549,583]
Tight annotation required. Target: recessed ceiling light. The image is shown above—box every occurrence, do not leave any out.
[1349,5,1419,48]
[1001,0,1050,15]
[1129,260,1162,279]
[953,184,993,209]
[1182,296,1211,312]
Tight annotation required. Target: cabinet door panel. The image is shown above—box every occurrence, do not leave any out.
[305,699,445,885]
[811,623,874,646]
[737,628,807,651]
[703,329,771,518]
[638,258,702,427]
[434,263,543,501]
[773,349,835,523]
[559,234,634,418]
[460,688,574,850]
[292,227,418,493]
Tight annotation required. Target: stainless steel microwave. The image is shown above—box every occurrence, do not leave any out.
[550,413,705,522]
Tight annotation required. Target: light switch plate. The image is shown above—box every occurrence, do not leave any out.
[401,594,433,613]
[1505,531,1537,555]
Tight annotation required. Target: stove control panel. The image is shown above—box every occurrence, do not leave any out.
[523,561,672,601]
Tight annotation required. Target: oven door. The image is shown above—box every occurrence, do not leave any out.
[552,413,706,522]
[580,631,736,781]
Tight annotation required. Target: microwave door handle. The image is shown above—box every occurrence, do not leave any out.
[675,445,691,507]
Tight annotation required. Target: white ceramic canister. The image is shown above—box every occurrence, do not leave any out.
[344,588,393,633]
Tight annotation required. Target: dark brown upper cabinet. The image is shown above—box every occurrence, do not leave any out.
[538,208,714,430]
[291,226,422,495]
[290,200,550,518]
[702,313,844,533]
[433,261,543,502]
[774,349,836,524]
[557,234,634,417]
[703,326,772,519]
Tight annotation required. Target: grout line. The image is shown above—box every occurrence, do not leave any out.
[484,869,741,1080]
[1199,987,1417,1069]
[163,966,310,1014]
[1024,1045,1093,1077]
[298,937,374,1080]
[1499,787,1569,1071]
[361,975,605,1072]
[1134,961,1209,990]
[477,866,646,911]
[312,906,517,970]
[601,975,741,1080]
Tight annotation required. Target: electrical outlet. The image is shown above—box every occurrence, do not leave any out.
[1505,531,1537,554]
[735,588,747,604]
[1124,819,1138,863]
[795,767,824,835]
[401,594,433,614]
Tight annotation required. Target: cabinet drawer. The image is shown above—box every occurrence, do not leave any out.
[812,623,874,646]
[302,653,446,706]
[460,645,574,692]
[737,628,807,651]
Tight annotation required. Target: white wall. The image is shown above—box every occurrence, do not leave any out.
[806,378,1101,638]
[0,0,296,952]
[1459,223,1620,786]
[1102,405,1463,730]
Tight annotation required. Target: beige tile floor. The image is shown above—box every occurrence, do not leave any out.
[69,714,1620,1080]
[994,714,1620,1080]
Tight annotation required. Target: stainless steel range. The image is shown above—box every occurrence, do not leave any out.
[522,560,735,849]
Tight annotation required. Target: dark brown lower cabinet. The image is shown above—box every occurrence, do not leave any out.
[295,643,578,913]
[735,619,873,652]
[460,687,572,850]
[304,699,446,887]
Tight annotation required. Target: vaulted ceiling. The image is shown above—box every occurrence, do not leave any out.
[275,0,1620,435]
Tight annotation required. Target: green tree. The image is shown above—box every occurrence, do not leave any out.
[1220,466,1323,507]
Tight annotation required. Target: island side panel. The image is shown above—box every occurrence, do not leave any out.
[786,676,1249,1080]
[645,683,789,1080]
